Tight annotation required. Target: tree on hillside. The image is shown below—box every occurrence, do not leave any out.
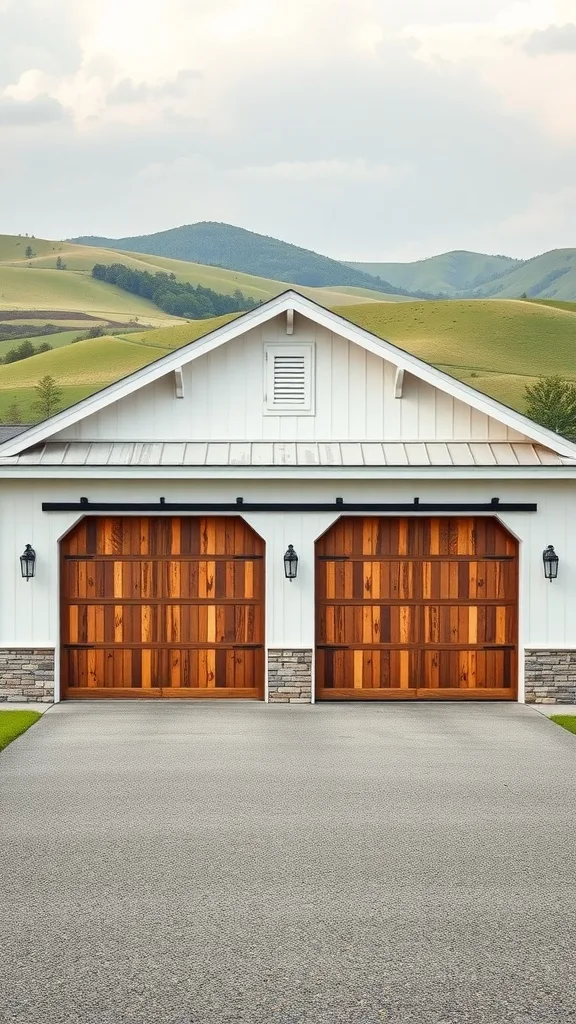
[524,376,576,442]
[25,245,34,259]
[4,340,35,364]
[85,324,105,338]
[34,375,63,420]
[56,256,66,270]
[6,401,22,424]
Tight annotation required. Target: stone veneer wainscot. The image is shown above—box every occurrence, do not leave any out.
[268,649,312,703]
[0,648,55,703]
[524,649,576,704]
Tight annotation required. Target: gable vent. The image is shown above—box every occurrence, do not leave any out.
[265,344,314,414]
[273,353,306,404]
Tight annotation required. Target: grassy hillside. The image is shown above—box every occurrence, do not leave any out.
[0,335,168,420]
[0,233,392,326]
[349,249,576,301]
[124,314,240,350]
[0,329,82,358]
[0,266,172,320]
[470,249,576,300]
[347,251,519,297]
[70,222,408,294]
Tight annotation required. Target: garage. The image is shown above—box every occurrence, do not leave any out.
[60,516,265,699]
[1,291,575,707]
[315,516,518,700]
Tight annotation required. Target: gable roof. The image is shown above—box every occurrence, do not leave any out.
[1,290,575,460]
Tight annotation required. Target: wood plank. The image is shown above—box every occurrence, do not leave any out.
[61,516,265,699]
[315,516,518,701]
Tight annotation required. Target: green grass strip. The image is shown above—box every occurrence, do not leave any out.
[550,715,576,735]
[0,709,42,751]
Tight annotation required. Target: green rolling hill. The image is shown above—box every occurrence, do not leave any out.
[348,249,576,301]
[467,249,576,300]
[347,251,520,297]
[70,224,576,301]
[0,233,394,328]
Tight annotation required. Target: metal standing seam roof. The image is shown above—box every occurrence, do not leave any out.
[1,440,574,467]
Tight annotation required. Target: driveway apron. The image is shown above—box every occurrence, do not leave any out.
[2,702,576,1024]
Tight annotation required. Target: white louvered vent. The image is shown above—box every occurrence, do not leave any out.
[264,344,314,414]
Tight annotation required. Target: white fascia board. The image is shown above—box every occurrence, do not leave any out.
[2,464,576,480]
[2,287,576,460]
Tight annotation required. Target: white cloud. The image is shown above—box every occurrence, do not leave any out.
[0,0,575,260]
[524,22,576,55]
[0,94,67,125]
[400,0,576,139]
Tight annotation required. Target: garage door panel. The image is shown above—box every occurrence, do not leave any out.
[63,641,264,694]
[61,516,264,699]
[316,517,518,701]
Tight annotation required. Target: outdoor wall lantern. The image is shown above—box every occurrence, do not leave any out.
[20,544,36,581]
[543,545,559,582]
[284,544,298,581]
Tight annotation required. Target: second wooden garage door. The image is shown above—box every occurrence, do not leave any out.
[316,516,518,700]
[61,516,264,698]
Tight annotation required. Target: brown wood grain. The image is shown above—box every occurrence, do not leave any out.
[316,517,518,701]
[61,517,265,699]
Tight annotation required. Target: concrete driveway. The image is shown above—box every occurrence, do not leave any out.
[2,702,576,1024]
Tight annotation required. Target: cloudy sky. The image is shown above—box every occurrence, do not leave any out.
[1,0,575,261]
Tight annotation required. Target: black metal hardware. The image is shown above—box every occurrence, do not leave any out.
[317,644,350,649]
[42,501,538,513]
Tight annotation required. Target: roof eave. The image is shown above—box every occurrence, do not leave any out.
[1,463,576,480]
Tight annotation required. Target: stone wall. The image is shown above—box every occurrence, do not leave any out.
[0,648,55,703]
[524,649,576,704]
[267,649,312,703]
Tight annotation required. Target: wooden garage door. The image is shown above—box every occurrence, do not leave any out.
[61,516,264,699]
[316,517,518,700]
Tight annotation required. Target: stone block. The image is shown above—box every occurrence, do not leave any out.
[524,649,576,705]
[267,649,312,705]
[0,648,55,704]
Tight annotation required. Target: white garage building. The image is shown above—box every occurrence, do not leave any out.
[0,291,574,704]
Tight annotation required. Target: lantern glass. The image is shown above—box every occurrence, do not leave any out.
[284,544,298,580]
[542,545,559,581]
[20,544,36,581]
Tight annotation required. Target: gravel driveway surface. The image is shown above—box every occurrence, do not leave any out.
[2,701,576,1024]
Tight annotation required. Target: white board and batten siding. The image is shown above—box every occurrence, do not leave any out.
[53,316,528,444]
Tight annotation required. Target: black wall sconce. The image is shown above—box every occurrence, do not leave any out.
[284,545,298,581]
[20,544,36,581]
[543,545,559,581]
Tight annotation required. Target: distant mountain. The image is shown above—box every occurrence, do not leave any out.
[348,249,576,301]
[71,222,414,296]
[346,251,521,298]
[464,249,576,300]
[70,225,576,301]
